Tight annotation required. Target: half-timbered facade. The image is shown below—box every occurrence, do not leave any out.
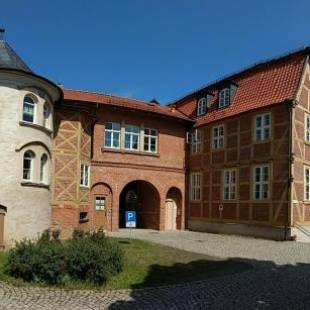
[2,29,310,246]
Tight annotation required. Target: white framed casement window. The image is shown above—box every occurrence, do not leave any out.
[125,124,140,151]
[80,164,90,187]
[197,97,207,116]
[223,169,236,200]
[305,114,310,143]
[43,103,51,128]
[23,150,35,181]
[95,196,106,211]
[191,130,202,154]
[40,154,48,184]
[305,166,310,200]
[218,88,230,108]
[23,96,36,123]
[212,125,224,149]
[253,165,269,200]
[144,128,157,153]
[254,113,271,142]
[190,172,201,201]
[105,122,121,149]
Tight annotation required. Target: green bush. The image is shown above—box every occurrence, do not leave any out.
[66,233,123,285]
[4,231,124,286]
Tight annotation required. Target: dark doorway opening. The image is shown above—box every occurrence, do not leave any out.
[119,180,160,229]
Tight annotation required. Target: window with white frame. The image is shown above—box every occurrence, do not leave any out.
[40,154,48,184]
[254,113,271,141]
[23,96,35,123]
[80,164,90,187]
[144,128,157,153]
[43,103,50,128]
[223,169,236,200]
[23,151,35,181]
[253,165,269,200]
[191,130,202,153]
[125,124,140,151]
[105,122,120,149]
[95,196,106,210]
[305,166,310,200]
[190,172,201,201]
[212,125,224,149]
[197,97,207,116]
[219,88,230,108]
[305,115,310,143]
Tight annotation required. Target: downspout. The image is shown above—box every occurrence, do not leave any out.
[287,101,294,240]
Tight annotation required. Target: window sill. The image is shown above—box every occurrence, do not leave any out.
[19,121,53,136]
[79,218,89,224]
[80,185,90,189]
[253,139,272,144]
[102,147,159,157]
[21,181,50,189]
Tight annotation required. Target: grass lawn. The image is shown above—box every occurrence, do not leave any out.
[0,238,251,290]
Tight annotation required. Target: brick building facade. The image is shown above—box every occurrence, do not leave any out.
[2,29,310,245]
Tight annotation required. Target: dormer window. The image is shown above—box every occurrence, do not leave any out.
[219,88,230,108]
[197,94,213,116]
[197,98,207,116]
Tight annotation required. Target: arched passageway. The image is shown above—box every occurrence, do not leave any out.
[165,187,182,230]
[119,180,160,229]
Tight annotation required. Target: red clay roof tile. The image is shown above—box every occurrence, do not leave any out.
[173,48,308,127]
[63,89,192,122]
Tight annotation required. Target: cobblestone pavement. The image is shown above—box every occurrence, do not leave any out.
[1,230,310,309]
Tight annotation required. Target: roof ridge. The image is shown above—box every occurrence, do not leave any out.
[64,88,153,105]
[171,45,310,105]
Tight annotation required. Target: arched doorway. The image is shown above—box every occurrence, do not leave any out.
[90,183,112,232]
[165,187,182,230]
[119,180,160,229]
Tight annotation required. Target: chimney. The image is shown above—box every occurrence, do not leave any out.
[0,28,4,41]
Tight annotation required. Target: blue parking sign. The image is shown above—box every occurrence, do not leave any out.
[125,211,136,228]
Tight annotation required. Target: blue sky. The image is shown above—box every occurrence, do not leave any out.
[2,0,310,103]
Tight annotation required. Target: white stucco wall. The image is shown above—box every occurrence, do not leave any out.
[0,71,59,246]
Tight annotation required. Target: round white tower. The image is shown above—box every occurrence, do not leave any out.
[0,29,62,246]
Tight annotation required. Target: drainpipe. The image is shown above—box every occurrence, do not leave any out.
[287,100,296,240]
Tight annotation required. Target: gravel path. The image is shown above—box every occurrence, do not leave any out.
[1,229,310,309]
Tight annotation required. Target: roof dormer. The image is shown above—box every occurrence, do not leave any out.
[196,93,214,116]
[218,82,237,109]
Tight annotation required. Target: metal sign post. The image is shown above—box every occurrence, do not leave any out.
[125,211,136,238]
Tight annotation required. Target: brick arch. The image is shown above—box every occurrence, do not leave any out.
[118,179,161,229]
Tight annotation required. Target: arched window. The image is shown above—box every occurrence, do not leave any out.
[43,103,50,128]
[23,151,35,181]
[40,154,48,183]
[23,96,35,123]
[197,97,207,116]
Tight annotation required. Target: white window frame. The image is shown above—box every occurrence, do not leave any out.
[212,125,224,149]
[95,196,106,211]
[23,151,35,181]
[218,88,230,108]
[40,154,49,184]
[23,96,36,123]
[80,164,90,187]
[191,130,202,154]
[190,172,201,201]
[253,165,270,200]
[124,124,140,151]
[43,103,51,128]
[305,114,310,143]
[305,166,310,201]
[197,97,207,116]
[254,113,271,142]
[223,169,237,200]
[144,128,158,153]
[105,122,121,149]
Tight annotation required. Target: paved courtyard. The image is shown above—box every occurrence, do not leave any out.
[1,230,310,309]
